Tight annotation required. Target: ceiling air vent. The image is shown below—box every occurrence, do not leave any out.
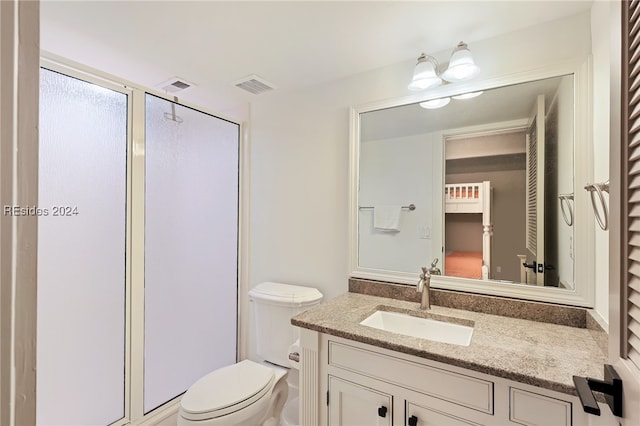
[157,77,194,93]
[234,74,275,95]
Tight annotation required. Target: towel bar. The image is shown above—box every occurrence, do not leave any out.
[359,204,415,211]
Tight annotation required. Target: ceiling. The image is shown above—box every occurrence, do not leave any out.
[40,1,594,117]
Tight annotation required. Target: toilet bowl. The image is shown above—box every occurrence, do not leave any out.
[177,282,323,426]
[178,360,288,426]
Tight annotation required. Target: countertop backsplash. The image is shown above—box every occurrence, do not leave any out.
[349,278,606,332]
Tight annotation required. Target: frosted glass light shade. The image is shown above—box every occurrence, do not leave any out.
[420,97,451,109]
[442,42,480,82]
[408,54,442,91]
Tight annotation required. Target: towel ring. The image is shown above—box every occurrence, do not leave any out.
[558,194,574,226]
[584,180,609,231]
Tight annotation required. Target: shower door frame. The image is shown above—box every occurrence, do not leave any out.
[39,54,248,426]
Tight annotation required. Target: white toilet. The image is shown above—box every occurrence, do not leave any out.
[177,282,323,426]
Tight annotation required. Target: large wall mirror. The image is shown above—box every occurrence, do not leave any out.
[349,61,594,306]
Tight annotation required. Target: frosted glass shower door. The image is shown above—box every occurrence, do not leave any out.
[144,95,239,412]
[37,68,128,425]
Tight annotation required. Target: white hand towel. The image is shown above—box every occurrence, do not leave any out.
[373,205,402,231]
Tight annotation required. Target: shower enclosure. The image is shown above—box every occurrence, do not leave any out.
[37,66,240,425]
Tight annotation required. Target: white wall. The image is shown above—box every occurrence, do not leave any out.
[358,133,438,274]
[248,10,595,358]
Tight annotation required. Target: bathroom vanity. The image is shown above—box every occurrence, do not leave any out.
[292,289,617,426]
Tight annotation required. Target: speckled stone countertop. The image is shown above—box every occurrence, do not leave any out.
[291,292,607,397]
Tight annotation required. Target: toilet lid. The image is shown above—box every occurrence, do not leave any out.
[180,360,275,420]
[249,282,323,306]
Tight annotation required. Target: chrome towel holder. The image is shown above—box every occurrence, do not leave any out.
[558,193,574,226]
[584,180,609,231]
[359,204,416,211]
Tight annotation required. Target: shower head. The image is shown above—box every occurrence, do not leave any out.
[164,101,183,123]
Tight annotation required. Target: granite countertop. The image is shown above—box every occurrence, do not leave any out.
[291,292,607,397]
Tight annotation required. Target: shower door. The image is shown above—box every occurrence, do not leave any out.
[143,94,239,413]
[37,68,128,425]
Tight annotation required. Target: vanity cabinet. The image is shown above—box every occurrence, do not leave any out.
[301,331,617,426]
[328,374,484,426]
[324,338,495,426]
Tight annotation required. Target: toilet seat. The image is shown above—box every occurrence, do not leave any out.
[180,360,275,422]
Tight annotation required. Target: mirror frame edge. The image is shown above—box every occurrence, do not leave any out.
[349,56,595,307]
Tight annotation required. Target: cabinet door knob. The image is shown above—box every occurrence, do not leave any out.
[378,405,388,417]
[408,415,418,426]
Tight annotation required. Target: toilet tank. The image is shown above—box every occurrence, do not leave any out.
[249,282,323,367]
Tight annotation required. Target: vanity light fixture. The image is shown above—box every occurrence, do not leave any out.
[419,97,451,109]
[408,41,480,91]
[408,54,442,91]
[441,42,481,82]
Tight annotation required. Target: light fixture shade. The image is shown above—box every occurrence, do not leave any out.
[408,54,442,91]
[442,42,480,83]
[419,97,451,109]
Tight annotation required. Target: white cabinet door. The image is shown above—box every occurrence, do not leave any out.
[328,376,392,426]
[509,387,571,426]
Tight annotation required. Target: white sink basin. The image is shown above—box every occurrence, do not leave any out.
[360,310,474,346]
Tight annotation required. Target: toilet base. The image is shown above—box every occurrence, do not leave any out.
[280,396,299,426]
[257,372,288,426]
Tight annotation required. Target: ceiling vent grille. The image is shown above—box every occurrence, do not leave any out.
[157,77,193,93]
[234,74,276,95]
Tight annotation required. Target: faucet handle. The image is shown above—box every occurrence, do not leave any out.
[421,266,428,276]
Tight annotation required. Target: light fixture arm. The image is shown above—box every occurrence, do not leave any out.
[416,53,441,72]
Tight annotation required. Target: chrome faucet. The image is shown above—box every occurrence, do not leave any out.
[416,266,431,310]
